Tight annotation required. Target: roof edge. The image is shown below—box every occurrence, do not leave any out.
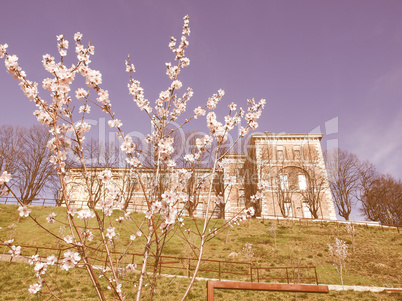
[251,133,323,140]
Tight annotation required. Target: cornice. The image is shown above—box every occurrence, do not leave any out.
[251,133,323,141]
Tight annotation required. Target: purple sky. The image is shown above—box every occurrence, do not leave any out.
[1,1,401,200]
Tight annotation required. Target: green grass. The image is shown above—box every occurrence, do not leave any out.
[0,261,400,300]
[0,261,400,301]
[0,204,401,300]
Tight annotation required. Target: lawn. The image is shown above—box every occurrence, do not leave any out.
[0,204,401,300]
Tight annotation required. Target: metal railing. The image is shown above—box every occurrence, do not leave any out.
[0,197,57,207]
[2,244,318,284]
[1,197,399,232]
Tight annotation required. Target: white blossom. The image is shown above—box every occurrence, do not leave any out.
[106,226,116,240]
[34,261,47,276]
[29,254,39,265]
[77,208,95,220]
[0,43,8,59]
[108,119,122,128]
[75,88,88,99]
[81,230,94,241]
[98,169,112,183]
[47,254,57,265]
[79,104,91,113]
[46,212,56,224]
[61,250,81,271]
[18,206,31,217]
[4,239,14,245]
[8,245,21,257]
[74,32,83,41]
[0,171,12,185]
[28,283,42,294]
[120,135,135,154]
[64,235,74,244]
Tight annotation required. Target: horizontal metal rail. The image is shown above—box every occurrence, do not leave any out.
[0,197,57,206]
[3,244,318,284]
[207,281,329,301]
[1,198,400,232]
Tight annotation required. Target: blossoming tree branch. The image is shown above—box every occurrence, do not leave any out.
[0,15,266,300]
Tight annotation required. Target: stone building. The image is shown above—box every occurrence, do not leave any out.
[223,133,337,220]
[64,167,217,217]
[64,132,337,220]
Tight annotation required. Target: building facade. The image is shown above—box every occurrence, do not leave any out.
[223,133,337,220]
[65,133,337,220]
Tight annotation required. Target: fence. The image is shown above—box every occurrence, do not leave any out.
[206,281,329,301]
[3,244,319,285]
[0,197,57,207]
[0,197,399,232]
[255,215,401,233]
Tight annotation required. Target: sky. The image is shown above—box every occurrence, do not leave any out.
[0,0,401,219]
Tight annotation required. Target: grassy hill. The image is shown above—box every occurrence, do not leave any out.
[0,204,400,300]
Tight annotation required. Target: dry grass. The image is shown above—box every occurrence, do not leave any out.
[0,204,401,300]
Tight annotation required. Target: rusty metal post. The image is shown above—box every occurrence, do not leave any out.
[207,281,214,301]
[187,258,191,277]
[250,263,253,282]
[286,268,289,284]
[206,280,329,300]
[314,267,318,284]
[218,261,221,280]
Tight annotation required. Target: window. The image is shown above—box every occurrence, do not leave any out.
[238,189,245,206]
[279,174,288,190]
[298,174,307,190]
[277,146,284,160]
[302,202,312,218]
[196,202,204,217]
[284,199,293,217]
[294,149,300,160]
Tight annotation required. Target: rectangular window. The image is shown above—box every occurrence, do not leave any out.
[293,146,301,160]
[277,145,284,160]
[280,174,288,190]
[302,202,312,218]
[196,202,204,217]
[238,188,245,206]
[284,201,293,217]
[298,174,307,190]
